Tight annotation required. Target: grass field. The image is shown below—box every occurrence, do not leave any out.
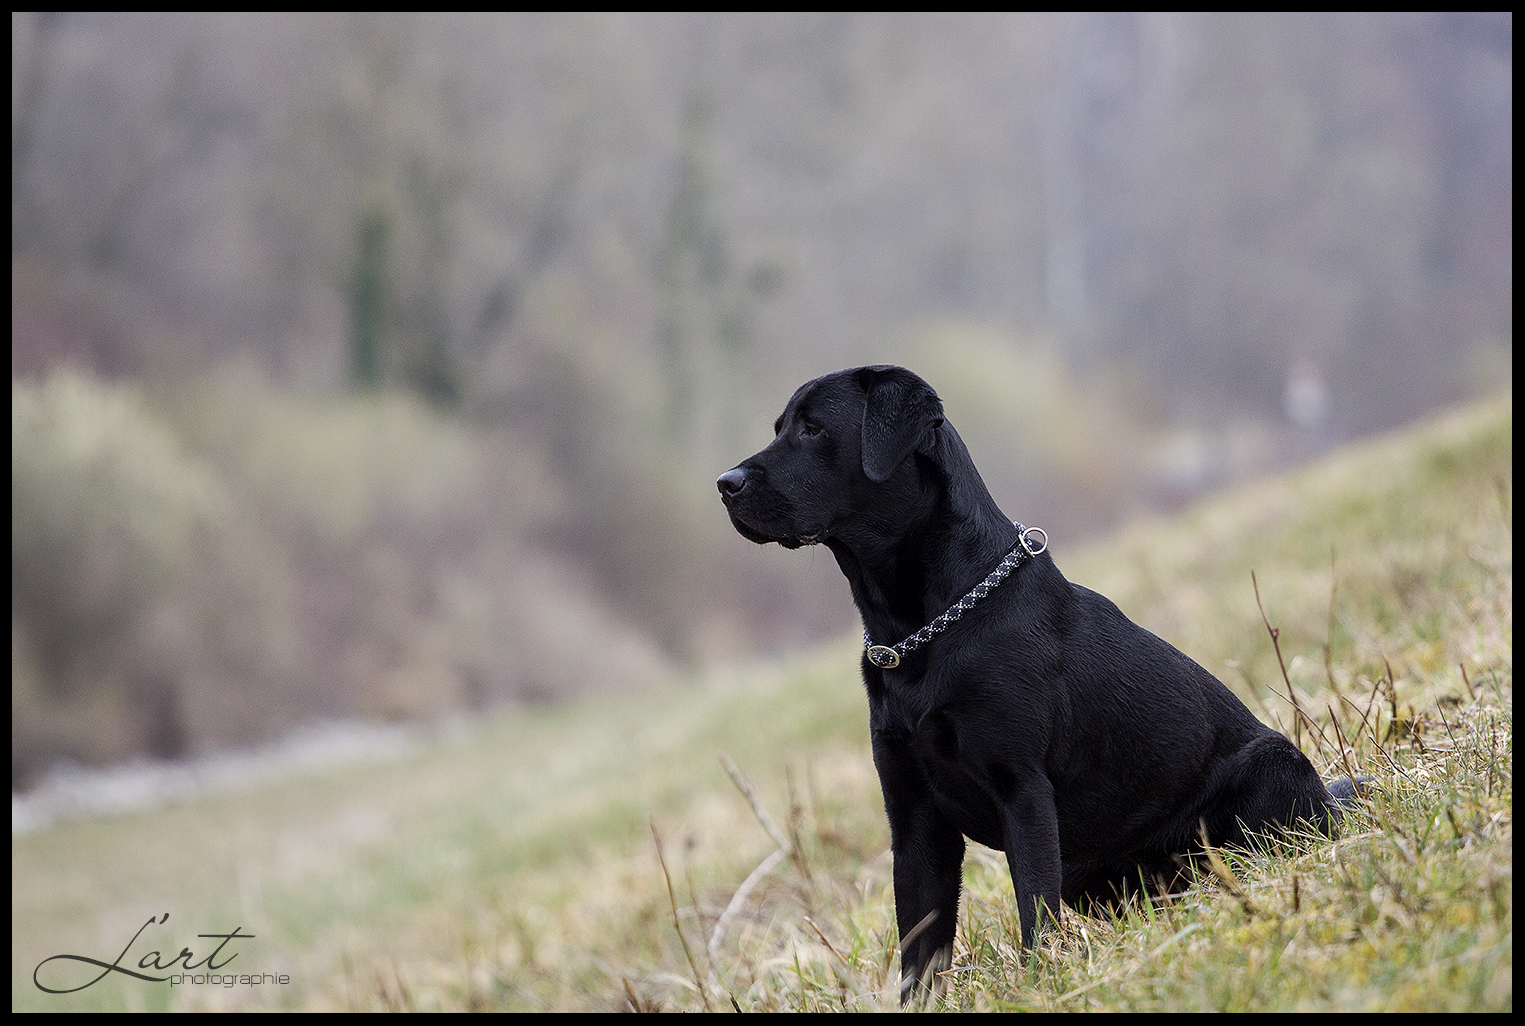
[12,395,1511,1012]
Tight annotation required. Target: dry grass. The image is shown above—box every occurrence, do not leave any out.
[605,395,1514,1013]
[12,395,1510,1012]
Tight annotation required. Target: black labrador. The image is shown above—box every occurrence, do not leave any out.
[717,365,1359,1000]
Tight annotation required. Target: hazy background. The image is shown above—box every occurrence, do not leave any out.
[11,12,1512,788]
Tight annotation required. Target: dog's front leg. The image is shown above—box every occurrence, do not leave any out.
[872,732,965,1003]
[1002,775,1063,948]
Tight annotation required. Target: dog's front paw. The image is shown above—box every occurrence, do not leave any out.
[899,942,953,1006]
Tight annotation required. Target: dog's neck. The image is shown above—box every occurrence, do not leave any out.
[829,421,1022,648]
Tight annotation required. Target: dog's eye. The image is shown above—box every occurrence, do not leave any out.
[800,423,823,439]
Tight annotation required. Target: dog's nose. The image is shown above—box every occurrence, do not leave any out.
[716,466,748,497]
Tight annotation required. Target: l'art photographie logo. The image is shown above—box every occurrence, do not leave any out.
[33,913,288,994]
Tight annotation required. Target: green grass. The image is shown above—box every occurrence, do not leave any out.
[11,395,1510,1011]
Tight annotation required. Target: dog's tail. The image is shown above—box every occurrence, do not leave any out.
[1327,776,1373,811]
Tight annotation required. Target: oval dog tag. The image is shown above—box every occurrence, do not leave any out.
[866,645,901,669]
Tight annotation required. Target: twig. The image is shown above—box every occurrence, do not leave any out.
[900,909,940,952]
[1323,545,1341,695]
[1261,676,1337,757]
[785,766,816,888]
[1436,701,1461,749]
[652,821,712,1012]
[721,754,792,853]
[707,847,788,963]
[1326,702,1361,790]
[1348,676,1384,740]
[803,915,853,974]
[1251,570,1328,757]
[1196,821,1257,917]
[683,858,715,975]
[1383,658,1401,745]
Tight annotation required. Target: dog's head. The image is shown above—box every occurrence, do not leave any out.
[716,366,946,549]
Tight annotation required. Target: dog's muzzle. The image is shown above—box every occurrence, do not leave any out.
[716,466,821,548]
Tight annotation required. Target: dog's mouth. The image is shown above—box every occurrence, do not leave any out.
[726,509,824,549]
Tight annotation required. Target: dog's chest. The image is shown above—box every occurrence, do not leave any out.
[869,679,1009,849]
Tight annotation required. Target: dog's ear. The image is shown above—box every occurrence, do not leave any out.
[859,366,944,482]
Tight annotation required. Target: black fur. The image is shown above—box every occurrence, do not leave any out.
[717,366,1357,1000]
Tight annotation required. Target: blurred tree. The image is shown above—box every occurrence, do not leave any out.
[658,89,718,447]
[349,201,391,391]
[657,83,765,460]
[268,14,471,408]
[10,12,66,254]
[397,156,463,410]
[7,13,1512,694]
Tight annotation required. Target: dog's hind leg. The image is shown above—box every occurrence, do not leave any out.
[1200,732,1342,845]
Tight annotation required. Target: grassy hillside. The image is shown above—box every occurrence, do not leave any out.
[12,396,1510,1012]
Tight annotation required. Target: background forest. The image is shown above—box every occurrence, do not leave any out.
[10,12,1512,787]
